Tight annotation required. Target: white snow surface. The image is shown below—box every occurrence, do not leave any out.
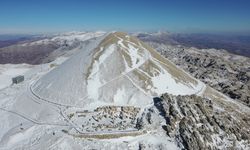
[87,45,116,100]
[0,64,31,90]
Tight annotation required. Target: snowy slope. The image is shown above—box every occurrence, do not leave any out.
[0,64,32,90]
[31,32,205,107]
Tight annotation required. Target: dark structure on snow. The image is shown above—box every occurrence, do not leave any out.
[12,75,24,84]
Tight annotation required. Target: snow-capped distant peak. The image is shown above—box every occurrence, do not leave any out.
[22,31,106,46]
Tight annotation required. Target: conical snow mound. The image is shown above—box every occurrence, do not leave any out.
[32,32,204,107]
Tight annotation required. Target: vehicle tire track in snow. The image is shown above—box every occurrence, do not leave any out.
[29,84,74,107]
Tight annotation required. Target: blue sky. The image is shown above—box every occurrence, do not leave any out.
[0,0,250,34]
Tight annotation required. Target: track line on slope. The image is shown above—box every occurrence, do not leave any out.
[0,107,69,127]
[29,84,75,107]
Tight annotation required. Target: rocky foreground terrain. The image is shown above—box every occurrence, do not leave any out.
[139,38,250,107]
[141,91,250,149]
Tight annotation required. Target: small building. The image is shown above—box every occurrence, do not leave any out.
[12,75,24,84]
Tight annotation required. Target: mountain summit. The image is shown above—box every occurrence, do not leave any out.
[32,32,204,108]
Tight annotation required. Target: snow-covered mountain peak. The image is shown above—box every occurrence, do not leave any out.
[32,32,205,108]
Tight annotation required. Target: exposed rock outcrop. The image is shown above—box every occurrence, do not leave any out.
[153,93,250,149]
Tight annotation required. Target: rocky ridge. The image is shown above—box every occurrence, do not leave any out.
[143,41,250,107]
[136,91,250,149]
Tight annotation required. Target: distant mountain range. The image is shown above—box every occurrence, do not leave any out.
[172,33,250,57]
[0,32,103,64]
[0,32,249,65]
[0,34,45,49]
[136,32,250,57]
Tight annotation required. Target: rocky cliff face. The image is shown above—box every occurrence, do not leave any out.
[143,42,250,107]
[136,92,250,149]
